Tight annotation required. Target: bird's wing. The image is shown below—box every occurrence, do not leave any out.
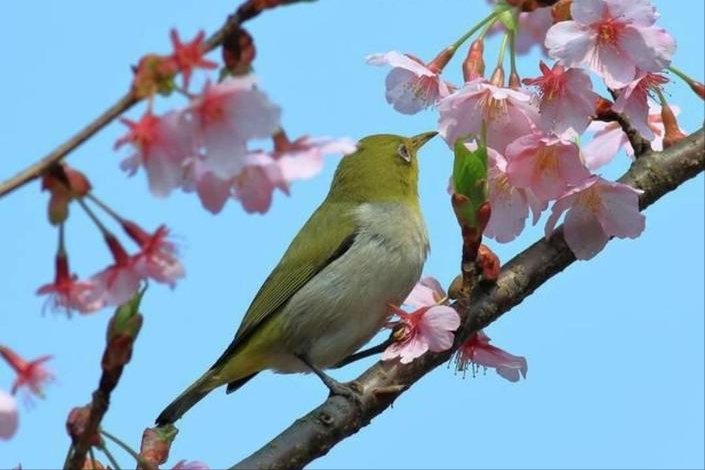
[210,202,357,369]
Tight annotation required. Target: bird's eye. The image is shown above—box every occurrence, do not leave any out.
[397,144,411,163]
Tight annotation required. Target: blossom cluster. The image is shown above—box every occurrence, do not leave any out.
[119,31,356,214]
[36,164,184,315]
[383,277,527,381]
[367,0,699,260]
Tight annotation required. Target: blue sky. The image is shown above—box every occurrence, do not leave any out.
[1,0,703,468]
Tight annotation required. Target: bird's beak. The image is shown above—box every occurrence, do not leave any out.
[410,131,438,150]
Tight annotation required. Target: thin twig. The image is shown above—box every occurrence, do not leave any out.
[65,299,144,470]
[0,0,318,199]
[229,129,704,470]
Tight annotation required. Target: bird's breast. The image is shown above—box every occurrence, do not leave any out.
[274,202,429,372]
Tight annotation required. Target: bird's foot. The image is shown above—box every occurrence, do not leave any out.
[296,353,364,406]
[323,378,364,405]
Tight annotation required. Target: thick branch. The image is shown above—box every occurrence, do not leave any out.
[230,129,704,470]
[0,0,317,199]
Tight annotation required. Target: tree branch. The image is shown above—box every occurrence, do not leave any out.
[229,129,704,470]
[65,295,144,470]
[0,0,317,199]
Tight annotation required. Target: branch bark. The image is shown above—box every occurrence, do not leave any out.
[0,0,317,199]
[230,128,704,470]
[65,296,144,470]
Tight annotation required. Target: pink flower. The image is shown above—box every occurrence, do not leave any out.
[172,461,209,470]
[583,104,682,169]
[545,0,676,88]
[36,253,101,315]
[188,76,281,178]
[383,304,460,364]
[545,176,645,259]
[612,73,669,140]
[506,133,591,202]
[169,29,218,90]
[438,78,538,153]
[366,51,452,114]
[185,134,355,214]
[454,330,528,382]
[0,389,18,440]
[116,110,196,197]
[487,5,553,55]
[122,222,184,287]
[273,136,357,183]
[88,264,142,308]
[234,136,356,214]
[182,157,235,214]
[485,146,546,243]
[523,61,600,135]
[0,347,53,398]
[232,151,287,214]
[404,277,445,309]
[86,235,142,307]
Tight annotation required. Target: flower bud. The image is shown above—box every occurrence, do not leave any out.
[462,40,485,82]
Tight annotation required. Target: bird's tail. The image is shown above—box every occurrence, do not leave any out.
[155,370,218,426]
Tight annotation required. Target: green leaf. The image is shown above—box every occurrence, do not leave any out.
[108,287,146,340]
[452,140,488,228]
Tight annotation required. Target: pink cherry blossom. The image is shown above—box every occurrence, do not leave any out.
[88,263,142,308]
[233,151,288,214]
[85,235,142,308]
[612,73,669,140]
[0,346,53,399]
[122,222,184,287]
[506,133,591,202]
[172,461,209,470]
[234,136,357,214]
[182,157,235,214]
[438,78,538,153]
[0,389,18,440]
[454,330,528,382]
[383,304,461,364]
[188,76,281,178]
[366,51,452,114]
[36,253,101,315]
[116,110,196,197]
[404,276,445,309]
[273,136,357,183]
[523,61,600,135]
[487,3,553,55]
[169,29,218,90]
[583,104,682,169]
[485,146,546,243]
[545,176,645,259]
[545,0,676,88]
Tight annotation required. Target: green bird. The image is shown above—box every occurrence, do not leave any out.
[156,131,436,425]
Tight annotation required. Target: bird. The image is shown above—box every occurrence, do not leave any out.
[156,131,436,426]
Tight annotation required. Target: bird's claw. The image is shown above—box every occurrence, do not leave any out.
[325,379,364,406]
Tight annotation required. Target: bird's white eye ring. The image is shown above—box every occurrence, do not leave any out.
[397,144,411,163]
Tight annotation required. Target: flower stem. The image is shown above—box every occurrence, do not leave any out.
[77,198,111,236]
[57,222,66,256]
[509,29,518,78]
[100,429,143,466]
[63,444,74,470]
[86,193,125,224]
[497,32,510,69]
[88,446,98,470]
[668,65,691,83]
[450,10,501,52]
[100,441,123,470]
